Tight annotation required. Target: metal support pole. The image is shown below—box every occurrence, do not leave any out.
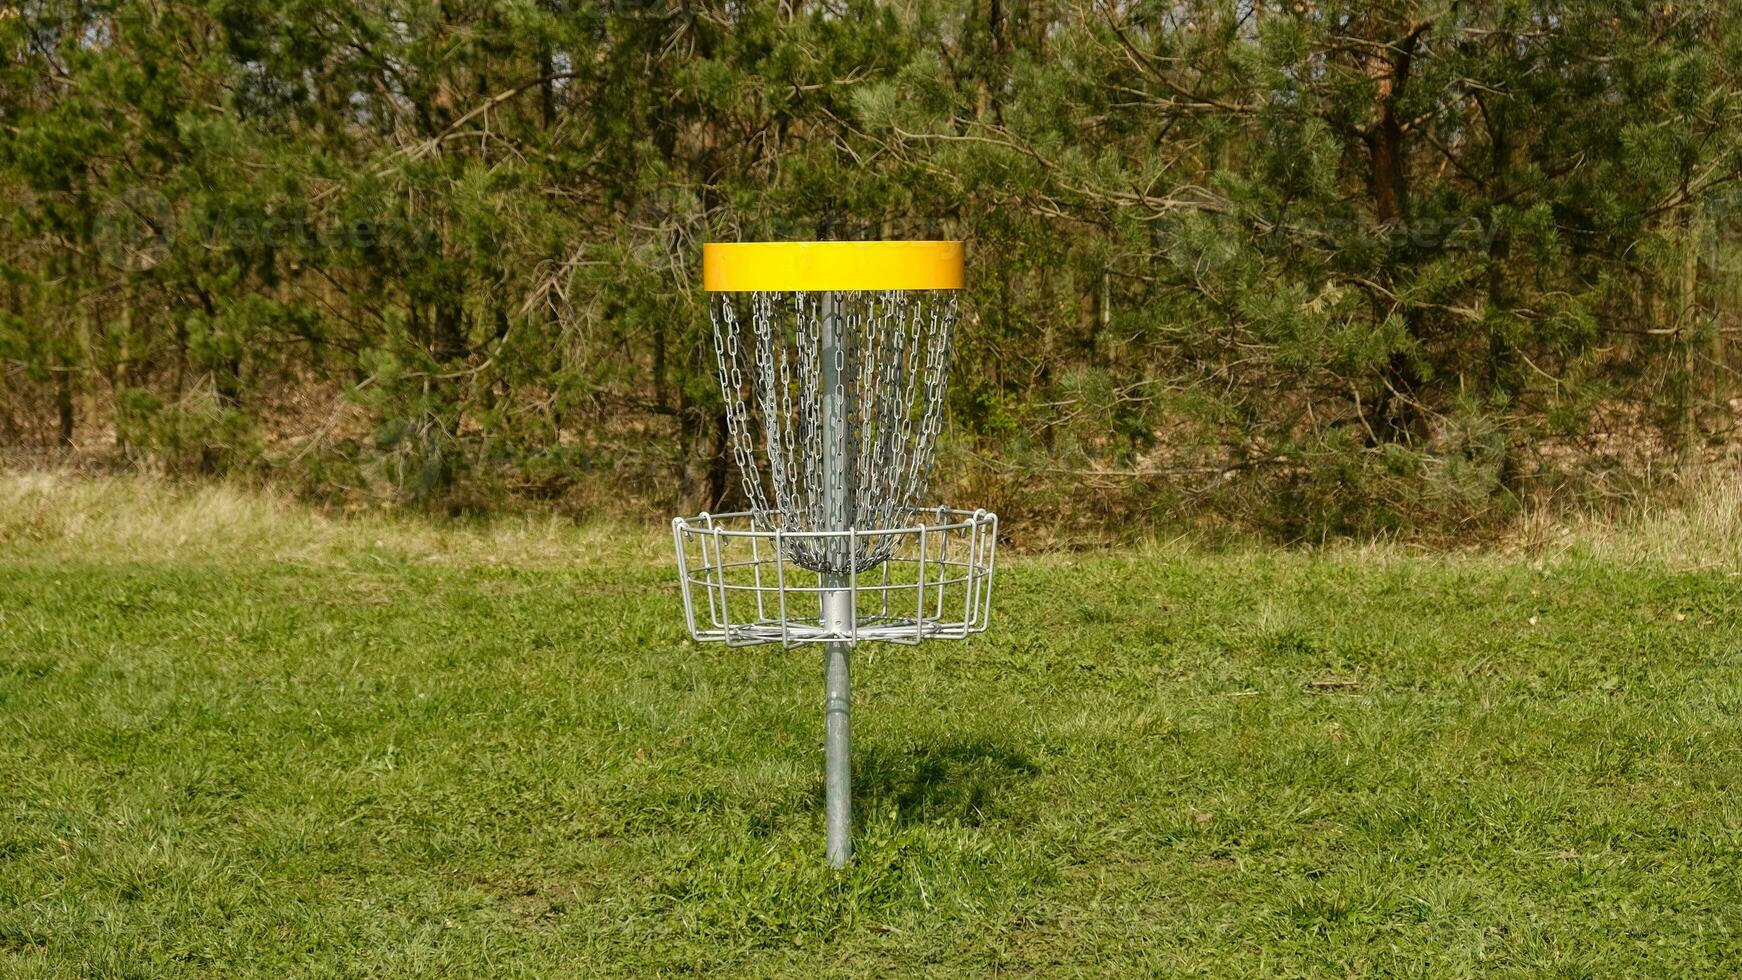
[820,290,852,868]
[822,594,852,867]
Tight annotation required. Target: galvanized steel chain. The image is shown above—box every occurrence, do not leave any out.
[710,297,772,521]
[709,288,958,573]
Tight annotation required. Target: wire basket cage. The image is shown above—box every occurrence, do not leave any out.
[673,506,997,647]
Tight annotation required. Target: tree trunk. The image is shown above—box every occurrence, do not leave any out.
[1680,204,1703,460]
[55,358,74,449]
[115,291,132,454]
[1365,22,1428,444]
[705,407,731,510]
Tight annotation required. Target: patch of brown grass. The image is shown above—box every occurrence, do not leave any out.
[0,468,662,568]
[1513,465,1742,573]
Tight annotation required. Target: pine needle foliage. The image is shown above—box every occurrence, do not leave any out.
[1,1,1740,537]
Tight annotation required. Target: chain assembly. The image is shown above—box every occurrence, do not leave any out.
[709,290,960,574]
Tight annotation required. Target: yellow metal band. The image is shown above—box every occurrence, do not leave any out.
[703,241,964,292]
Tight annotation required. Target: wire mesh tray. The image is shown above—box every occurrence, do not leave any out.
[672,507,997,647]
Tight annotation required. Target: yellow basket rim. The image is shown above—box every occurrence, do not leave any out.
[702,240,963,292]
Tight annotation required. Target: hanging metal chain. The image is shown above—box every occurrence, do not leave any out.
[710,289,958,574]
[709,297,772,522]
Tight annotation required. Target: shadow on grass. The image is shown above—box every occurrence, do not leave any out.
[835,738,1040,827]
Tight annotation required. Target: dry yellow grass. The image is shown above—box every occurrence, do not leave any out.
[3,465,1738,572]
[1512,468,1742,573]
[0,469,661,568]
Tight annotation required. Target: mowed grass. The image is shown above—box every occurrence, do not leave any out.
[2,475,1742,976]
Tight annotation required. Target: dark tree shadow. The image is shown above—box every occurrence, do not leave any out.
[826,738,1040,827]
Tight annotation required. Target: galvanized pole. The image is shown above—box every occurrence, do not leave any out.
[820,290,853,868]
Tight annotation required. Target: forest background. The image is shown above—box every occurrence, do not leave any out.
[4,0,1741,542]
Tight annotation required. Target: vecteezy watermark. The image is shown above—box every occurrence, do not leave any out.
[212,213,440,255]
[91,189,444,271]
[1156,191,1742,255]
[620,182,963,244]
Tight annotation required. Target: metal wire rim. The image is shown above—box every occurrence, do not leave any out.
[672,506,998,648]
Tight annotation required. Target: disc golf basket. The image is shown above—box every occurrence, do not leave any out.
[671,241,997,866]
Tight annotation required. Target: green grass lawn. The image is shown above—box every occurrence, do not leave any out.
[3,477,1742,976]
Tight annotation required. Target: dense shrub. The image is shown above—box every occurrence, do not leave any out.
[2,1,1739,538]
